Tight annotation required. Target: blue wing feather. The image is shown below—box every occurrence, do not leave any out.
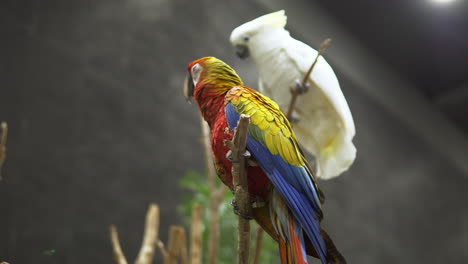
[225,102,328,264]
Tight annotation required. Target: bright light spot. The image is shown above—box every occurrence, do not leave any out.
[431,0,455,4]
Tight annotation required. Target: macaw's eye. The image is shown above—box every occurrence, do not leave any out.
[243,35,250,42]
[191,63,202,85]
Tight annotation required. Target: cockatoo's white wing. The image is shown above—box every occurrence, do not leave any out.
[255,36,356,179]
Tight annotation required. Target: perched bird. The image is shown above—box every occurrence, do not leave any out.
[230,10,356,180]
[184,56,346,264]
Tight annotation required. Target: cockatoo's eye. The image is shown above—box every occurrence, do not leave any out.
[243,35,250,42]
[191,63,203,85]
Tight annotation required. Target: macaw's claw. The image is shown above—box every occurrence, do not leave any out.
[230,199,254,219]
[292,79,310,95]
[241,150,251,158]
[226,150,233,162]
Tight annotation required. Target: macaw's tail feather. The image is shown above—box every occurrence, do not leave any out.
[279,238,294,264]
[321,229,347,264]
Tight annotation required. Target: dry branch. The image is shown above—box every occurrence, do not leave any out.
[200,119,226,264]
[224,114,252,264]
[157,240,169,260]
[110,225,129,264]
[135,204,160,264]
[190,204,203,264]
[286,38,332,121]
[0,122,8,180]
[165,226,186,264]
[179,228,189,264]
[252,225,264,264]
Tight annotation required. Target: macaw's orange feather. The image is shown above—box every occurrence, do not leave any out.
[288,215,307,264]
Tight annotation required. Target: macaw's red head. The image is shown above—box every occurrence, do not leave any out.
[184,57,243,104]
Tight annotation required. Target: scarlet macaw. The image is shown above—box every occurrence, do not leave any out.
[184,56,345,264]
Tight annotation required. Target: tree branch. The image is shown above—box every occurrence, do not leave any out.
[165,226,185,264]
[224,114,252,264]
[190,204,203,264]
[286,38,332,121]
[135,203,160,264]
[110,225,129,264]
[179,228,189,264]
[0,122,8,180]
[157,240,169,260]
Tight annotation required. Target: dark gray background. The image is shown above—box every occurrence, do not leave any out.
[1,0,467,263]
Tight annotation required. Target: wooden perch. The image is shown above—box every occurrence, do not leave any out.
[200,119,226,264]
[135,204,160,264]
[286,38,332,121]
[224,114,252,264]
[190,204,203,264]
[110,225,129,264]
[0,122,8,180]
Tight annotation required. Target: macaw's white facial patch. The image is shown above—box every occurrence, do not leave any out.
[191,63,203,86]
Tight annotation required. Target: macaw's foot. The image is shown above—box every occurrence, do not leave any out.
[226,149,259,167]
[226,150,233,162]
[230,199,254,220]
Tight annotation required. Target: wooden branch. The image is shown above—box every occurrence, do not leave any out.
[0,122,8,180]
[224,114,251,264]
[252,225,264,264]
[190,204,203,264]
[286,38,332,120]
[135,204,160,264]
[157,240,169,260]
[200,119,224,264]
[179,228,189,264]
[165,226,185,264]
[110,225,129,264]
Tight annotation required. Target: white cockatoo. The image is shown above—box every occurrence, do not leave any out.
[230,10,356,180]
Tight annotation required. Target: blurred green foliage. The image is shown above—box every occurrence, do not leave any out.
[179,170,279,264]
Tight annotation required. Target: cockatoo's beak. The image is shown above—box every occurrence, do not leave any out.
[235,45,250,59]
[183,74,194,100]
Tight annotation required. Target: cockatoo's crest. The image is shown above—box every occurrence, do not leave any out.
[230,10,287,44]
[251,10,287,29]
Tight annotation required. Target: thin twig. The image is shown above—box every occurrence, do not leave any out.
[252,225,264,264]
[135,204,160,264]
[201,119,224,264]
[286,38,332,120]
[0,122,8,180]
[110,225,129,264]
[224,114,252,264]
[157,240,169,260]
[190,204,203,264]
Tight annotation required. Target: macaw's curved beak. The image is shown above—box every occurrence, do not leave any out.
[184,73,194,101]
[235,45,250,59]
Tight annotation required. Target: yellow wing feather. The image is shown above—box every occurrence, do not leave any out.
[226,86,304,166]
